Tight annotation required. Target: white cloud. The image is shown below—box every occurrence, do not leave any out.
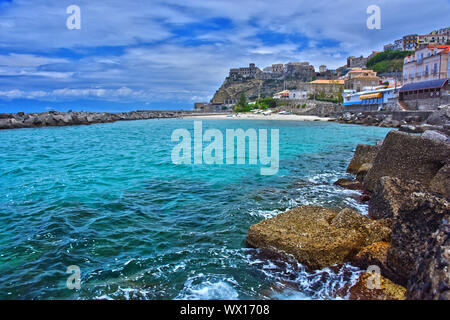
[0,0,449,106]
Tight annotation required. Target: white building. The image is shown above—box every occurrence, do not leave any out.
[289,90,308,99]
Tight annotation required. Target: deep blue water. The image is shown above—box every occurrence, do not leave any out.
[0,119,391,300]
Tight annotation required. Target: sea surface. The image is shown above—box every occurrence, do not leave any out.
[0,119,391,300]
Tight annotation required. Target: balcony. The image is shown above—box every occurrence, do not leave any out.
[416,73,422,78]
[423,71,429,77]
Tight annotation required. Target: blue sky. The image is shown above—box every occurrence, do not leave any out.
[0,0,449,112]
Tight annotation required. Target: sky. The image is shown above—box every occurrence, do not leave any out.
[0,0,449,112]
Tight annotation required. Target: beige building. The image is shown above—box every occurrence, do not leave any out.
[309,80,344,95]
[229,63,261,80]
[403,45,450,85]
[344,68,380,92]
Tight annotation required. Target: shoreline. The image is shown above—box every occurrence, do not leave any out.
[184,113,334,121]
[246,129,449,300]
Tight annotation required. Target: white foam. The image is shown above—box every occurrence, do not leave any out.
[176,275,239,300]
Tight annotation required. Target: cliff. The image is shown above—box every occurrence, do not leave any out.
[210,77,311,105]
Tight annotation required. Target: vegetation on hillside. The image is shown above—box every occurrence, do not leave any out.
[254,97,277,110]
[308,91,343,104]
[233,91,252,112]
[367,50,414,73]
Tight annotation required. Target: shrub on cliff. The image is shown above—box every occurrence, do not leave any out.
[367,50,413,73]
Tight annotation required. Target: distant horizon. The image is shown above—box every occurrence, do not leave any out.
[0,98,194,114]
[1,0,449,112]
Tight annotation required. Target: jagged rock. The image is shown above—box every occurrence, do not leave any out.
[247,206,391,270]
[9,118,23,128]
[330,208,391,246]
[364,131,450,192]
[42,114,57,126]
[426,107,450,125]
[429,164,450,198]
[369,177,427,220]
[333,178,363,190]
[247,206,362,269]
[406,220,450,300]
[422,130,449,142]
[387,192,450,286]
[0,119,12,129]
[348,273,406,300]
[351,241,402,284]
[356,163,372,182]
[353,242,390,270]
[346,144,380,175]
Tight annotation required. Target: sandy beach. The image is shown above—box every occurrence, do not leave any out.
[185,113,335,121]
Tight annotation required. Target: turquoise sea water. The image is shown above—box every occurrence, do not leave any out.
[0,119,391,300]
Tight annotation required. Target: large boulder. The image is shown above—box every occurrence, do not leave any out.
[387,192,450,286]
[330,208,391,246]
[406,220,450,300]
[347,273,406,300]
[346,144,380,175]
[426,107,450,125]
[368,177,427,220]
[0,118,13,129]
[364,131,450,192]
[422,130,449,142]
[246,206,390,270]
[429,164,450,198]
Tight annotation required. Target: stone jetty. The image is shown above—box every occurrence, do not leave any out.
[0,110,200,130]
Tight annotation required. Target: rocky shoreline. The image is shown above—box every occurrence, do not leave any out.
[334,106,450,139]
[247,129,449,300]
[0,110,210,130]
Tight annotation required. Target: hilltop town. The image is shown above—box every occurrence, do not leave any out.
[195,26,450,116]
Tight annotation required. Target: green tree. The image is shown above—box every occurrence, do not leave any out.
[256,97,277,109]
[234,91,251,112]
[238,91,247,107]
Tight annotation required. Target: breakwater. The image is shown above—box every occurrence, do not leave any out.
[0,110,226,130]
